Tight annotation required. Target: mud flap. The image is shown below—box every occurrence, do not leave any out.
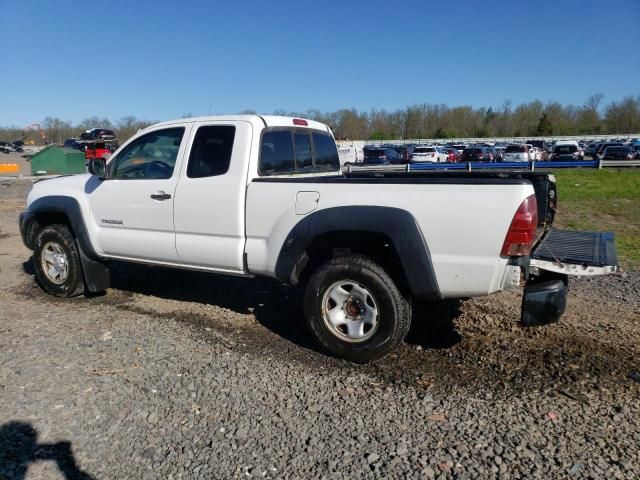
[521,279,567,327]
[76,240,110,293]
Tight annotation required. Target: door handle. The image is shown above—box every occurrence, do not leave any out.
[150,191,172,201]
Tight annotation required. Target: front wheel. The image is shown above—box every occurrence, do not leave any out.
[303,255,411,363]
[33,224,85,297]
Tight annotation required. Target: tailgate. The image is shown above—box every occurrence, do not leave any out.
[530,228,618,275]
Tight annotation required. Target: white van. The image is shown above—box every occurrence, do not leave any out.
[337,146,364,166]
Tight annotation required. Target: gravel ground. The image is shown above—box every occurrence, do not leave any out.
[1,179,639,479]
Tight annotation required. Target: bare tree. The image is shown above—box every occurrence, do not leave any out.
[585,93,604,113]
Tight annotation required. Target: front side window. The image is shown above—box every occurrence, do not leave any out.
[111,128,184,179]
[187,126,235,178]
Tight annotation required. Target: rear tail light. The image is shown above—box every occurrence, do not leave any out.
[292,118,308,126]
[501,194,538,257]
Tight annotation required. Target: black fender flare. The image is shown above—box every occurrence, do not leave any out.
[19,195,110,292]
[274,206,441,301]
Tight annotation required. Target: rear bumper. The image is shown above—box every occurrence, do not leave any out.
[521,279,567,326]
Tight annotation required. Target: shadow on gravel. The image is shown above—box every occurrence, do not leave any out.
[20,258,467,358]
[406,299,464,349]
[0,421,93,480]
[105,262,469,356]
[106,261,322,353]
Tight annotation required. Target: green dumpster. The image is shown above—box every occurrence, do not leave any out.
[30,146,86,176]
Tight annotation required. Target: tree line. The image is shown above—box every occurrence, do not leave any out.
[0,116,157,146]
[1,94,639,145]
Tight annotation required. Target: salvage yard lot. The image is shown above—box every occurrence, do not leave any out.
[0,178,639,479]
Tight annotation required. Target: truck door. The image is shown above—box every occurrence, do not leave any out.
[173,121,251,272]
[87,126,189,262]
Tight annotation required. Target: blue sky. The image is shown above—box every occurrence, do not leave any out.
[1,0,638,126]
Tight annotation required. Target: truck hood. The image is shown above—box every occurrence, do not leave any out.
[27,174,97,208]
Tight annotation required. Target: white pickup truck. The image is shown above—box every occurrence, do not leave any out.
[20,115,618,362]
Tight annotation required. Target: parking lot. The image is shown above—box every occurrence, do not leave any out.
[0,179,639,479]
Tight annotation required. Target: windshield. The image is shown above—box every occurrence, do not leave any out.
[414,147,435,153]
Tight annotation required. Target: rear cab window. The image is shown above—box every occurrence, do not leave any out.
[259,128,339,175]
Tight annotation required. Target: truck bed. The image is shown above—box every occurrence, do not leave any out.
[343,169,558,229]
[256,170,557,230]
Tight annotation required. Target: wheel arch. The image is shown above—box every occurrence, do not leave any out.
[20,195,110,292]
[274,206,441,301]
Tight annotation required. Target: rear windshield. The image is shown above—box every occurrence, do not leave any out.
[554,145,578,154]
[463,148,482,154]
[364,149,385,157]
[414,147,435,153]
[259,129,339,175]
[505,145,526,153]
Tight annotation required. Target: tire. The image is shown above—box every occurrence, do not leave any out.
[33,224,85,297]
[303,254,411,363]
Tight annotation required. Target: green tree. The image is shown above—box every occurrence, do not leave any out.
[535,113,553,136]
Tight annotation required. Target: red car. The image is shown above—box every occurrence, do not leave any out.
[444,148,460,162]
[84,140,118,161]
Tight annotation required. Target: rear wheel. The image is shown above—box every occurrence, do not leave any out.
[303,254,411,363]
[33,224,85,297]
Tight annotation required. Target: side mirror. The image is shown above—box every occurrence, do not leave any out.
[88,158,107,179]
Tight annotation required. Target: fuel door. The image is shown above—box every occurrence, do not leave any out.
[295,191,320,215]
